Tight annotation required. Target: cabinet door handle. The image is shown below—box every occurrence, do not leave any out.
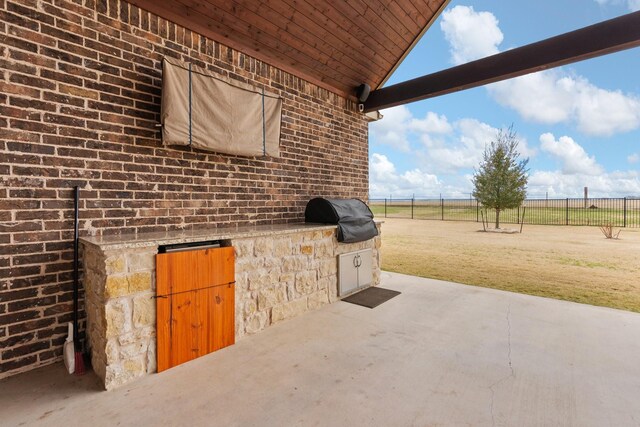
[353,254,362,267]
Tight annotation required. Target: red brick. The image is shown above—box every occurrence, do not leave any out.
[13,232,60,243]
[39,23,84,45]
[0,355,37,373]
[0,289,39,304]
[42,91,85,107]
[2,36,38,53]
[9,188,57,198]
[9,97,56,112]
[7,3,54,26]
[0,221,43,233]
[9,73,56,90]
[9,254,60,268]
[40,3,83,25]
[12,166,59,177]
[0,310,41,326]
[2,341,50,359]
[57,62,98,79]
[39,46,83,65]
[43,113,86,127]
[0,105,40,121]
[0,10,40,31]
[8,318,55,335]
[9,119,56,134]
[0,58,37,75]
[41,156,85,169]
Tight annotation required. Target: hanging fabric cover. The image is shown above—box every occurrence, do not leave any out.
[161,57,282,157]
[304,198,379,243]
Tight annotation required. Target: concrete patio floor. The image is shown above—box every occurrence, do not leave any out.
[3,271,640,427]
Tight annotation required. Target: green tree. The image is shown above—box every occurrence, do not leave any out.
[472,126,529,229]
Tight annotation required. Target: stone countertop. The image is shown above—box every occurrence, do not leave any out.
[79,222,341,251]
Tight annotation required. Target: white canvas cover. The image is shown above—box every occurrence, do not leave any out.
[161,57,282,157]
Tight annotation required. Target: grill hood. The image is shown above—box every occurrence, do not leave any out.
[304,198,378,243]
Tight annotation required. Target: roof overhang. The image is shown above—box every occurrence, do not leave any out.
[128,0,450,99]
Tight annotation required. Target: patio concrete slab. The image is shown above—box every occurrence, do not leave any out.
[2,271,640,427]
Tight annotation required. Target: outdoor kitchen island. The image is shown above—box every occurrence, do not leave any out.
[80,222,382,390]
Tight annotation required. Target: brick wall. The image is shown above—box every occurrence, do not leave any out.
[0,0,369,378]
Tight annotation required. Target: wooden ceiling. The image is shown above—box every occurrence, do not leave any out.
[129,0,450,98]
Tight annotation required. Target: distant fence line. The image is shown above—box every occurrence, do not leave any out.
[368,197,640,228]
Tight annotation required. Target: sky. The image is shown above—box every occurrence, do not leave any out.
[368,0,640,199]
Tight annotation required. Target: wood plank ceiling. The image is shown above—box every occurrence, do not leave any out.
[128,0,450,98]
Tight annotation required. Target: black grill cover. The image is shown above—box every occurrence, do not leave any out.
[304,198,378,243]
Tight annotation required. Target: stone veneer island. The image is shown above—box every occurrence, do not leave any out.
[80,222,382,389]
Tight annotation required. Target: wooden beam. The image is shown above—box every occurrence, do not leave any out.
[364,11,640,112]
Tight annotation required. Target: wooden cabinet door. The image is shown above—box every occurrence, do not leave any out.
[157,289,211,372]
[156,247,235,373]
[157,285,235,372]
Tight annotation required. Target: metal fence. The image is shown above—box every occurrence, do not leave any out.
[368,197,640,227]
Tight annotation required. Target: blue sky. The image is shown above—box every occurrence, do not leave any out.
[369,0,640,199]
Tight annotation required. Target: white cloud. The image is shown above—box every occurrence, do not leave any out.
[572,81,640,136]
[529,170,640,198]
[594,0,640,11]
[489,72,640,136]
[418,118,535,173]
[371,107,534,175]
[369,153,441,197]
[441,5,640,136]
[488,71,573,124]
[529,133,640,197]
[419,119,498,171]
[370,107,453,152]
[628,153,640,164]
[369,105,413,151]
[440,5,503,65]
[409,111,452,134]
[539,133,603,175]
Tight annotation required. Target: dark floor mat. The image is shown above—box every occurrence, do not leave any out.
[342,287,401,309]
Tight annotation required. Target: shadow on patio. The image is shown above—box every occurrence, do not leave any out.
[3,271,640,427]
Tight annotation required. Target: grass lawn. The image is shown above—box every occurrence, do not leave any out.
[380,218,640,312]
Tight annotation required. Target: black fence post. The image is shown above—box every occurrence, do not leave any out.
[384,198,387,218]
[517,206,520,224]
[566,198,569,225]
[441,197,444,221]
[411,198,414,219]
[624,197,627,227]
[476,199,479,222]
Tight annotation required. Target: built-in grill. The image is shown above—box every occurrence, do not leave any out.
[304,198,378,243]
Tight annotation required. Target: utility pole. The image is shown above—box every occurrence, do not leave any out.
[584,186,588,208]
